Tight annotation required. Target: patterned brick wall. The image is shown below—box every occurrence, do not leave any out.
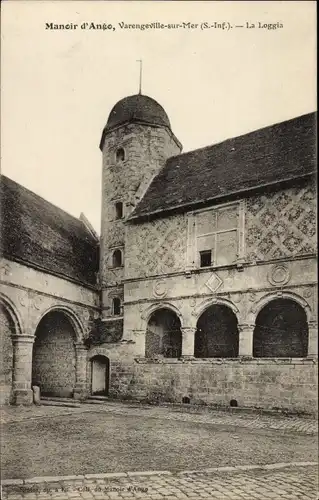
[125,214,187,279]
[245,184,316,262]
[125,184,316,281]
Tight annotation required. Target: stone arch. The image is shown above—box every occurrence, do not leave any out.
[142,302,184,329]
[253,297,309,358]
[195,302,239,358]
[0,294,22,405]
[88,347,113,360]
[0,293,23,335]
[247,291,312,326]
[36,305,84,343]
[193,297,240,326]
[145,306,183,358]
[32,307,82,398]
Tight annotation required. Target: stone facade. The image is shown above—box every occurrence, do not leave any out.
[108,180,317,413]
[0,257,99,404]
[99,121,181,336]
[1,98,317,414]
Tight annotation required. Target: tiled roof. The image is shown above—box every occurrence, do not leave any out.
[130,112,317,220]
[0,175,99,286]
[100,94,171,150]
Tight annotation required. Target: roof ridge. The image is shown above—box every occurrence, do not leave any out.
[131,111,316,220]
[168,110,317,163]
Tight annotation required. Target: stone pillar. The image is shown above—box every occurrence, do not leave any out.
[12,335,34,405]
[73,343,88,400]
[307,321,318,357]
[181,327,196,358]
[238,324,254,357]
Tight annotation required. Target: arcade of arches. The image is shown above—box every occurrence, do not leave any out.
[0,304,89,405]
[0,295,316,406]
[144,299,311,359]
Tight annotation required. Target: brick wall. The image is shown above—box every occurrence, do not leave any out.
[0,305,14,404]
[246,184,316,262]
[125,213,187,280]
[32,312,76,397]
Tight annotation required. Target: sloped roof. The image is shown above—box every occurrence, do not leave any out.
[0,176,99,286]
[130,112,316,220]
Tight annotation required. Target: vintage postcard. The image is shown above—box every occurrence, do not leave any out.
[0,1,317,499]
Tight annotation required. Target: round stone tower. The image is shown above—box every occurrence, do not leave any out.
[99,94,182,330]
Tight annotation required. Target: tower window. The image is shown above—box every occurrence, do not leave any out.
[116,148,125,162]
[112,249,122,268]
[112,297,121,316]
[200,250,212,268]
[115,202,123,220]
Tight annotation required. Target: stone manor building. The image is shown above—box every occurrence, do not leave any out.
[0,94,317,412]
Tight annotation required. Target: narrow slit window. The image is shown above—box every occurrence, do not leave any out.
[112,298,121,316]
[115,202,123,220]
[200,250,212,267]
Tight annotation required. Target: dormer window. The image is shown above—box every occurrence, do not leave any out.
[115,202,123,220]
[116,147,125,162]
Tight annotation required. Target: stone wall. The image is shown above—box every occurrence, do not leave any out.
[113,357,317,413]
[100,123,181,287]
[0,304,14,404]
[32,312,77,398]
[86,342,317,413]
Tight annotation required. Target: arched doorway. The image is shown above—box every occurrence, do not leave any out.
[253,298,308,357]
[32,311,77,398]
[145,308,182,358]
[91,355,110,396]
[195,305,239,357]
[0,304,15,404]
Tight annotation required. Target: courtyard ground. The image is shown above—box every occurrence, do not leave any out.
[1,401,318,499]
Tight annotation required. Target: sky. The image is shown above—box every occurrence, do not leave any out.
[1,1,316,234]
